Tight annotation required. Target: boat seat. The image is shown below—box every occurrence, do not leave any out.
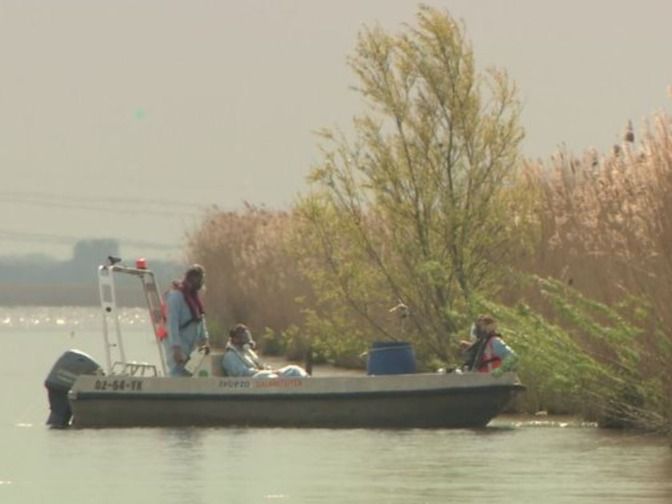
[206,352,225,377]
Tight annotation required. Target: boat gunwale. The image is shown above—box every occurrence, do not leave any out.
[71,383,525,402]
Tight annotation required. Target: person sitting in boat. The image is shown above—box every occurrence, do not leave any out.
[164,264,211,377]
[460,315,516,373]
[222,323,309,378]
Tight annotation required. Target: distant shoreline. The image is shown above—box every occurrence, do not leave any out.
[0,283,145,307]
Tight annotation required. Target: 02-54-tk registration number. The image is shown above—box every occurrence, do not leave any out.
[94,379,143,391]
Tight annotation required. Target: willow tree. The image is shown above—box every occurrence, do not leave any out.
[295,6,525,363]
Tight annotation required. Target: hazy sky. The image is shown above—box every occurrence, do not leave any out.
[1,0,671,260]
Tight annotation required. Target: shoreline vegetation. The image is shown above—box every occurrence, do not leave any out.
[186,7,671,435]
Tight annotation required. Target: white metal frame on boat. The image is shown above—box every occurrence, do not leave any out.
[97,259,167,376]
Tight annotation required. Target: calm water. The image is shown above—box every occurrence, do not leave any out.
[1,307,671,504]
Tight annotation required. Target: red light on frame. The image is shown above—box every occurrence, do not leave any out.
[136,257,147,269]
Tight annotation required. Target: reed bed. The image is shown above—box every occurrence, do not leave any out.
[185,110,672,432]
[511,111,672,432]
[185,204,312,351]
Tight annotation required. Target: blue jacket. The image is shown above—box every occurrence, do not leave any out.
[163,289,209,376]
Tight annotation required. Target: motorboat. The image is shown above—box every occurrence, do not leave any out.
[45,258,524,428]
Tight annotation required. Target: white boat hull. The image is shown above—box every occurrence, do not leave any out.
[68,372,524,428]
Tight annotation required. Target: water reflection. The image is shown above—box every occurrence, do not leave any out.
[6,420,672,504]
[659,449,672,502]
[158,428,207,504]
[3,321,672,504]
[0,306,149,330]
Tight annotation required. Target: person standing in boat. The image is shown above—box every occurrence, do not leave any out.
[222,323,308,378]
[164,264,210,376]
[461,315,516,373]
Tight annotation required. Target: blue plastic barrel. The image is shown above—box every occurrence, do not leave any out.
[366,341,416,375]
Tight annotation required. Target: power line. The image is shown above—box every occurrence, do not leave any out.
[0,191,229,218]
[0,191,207,209]
[0,196,202,218]
[0,229,181,251]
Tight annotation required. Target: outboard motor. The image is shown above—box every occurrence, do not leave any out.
[45,350,102,428]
